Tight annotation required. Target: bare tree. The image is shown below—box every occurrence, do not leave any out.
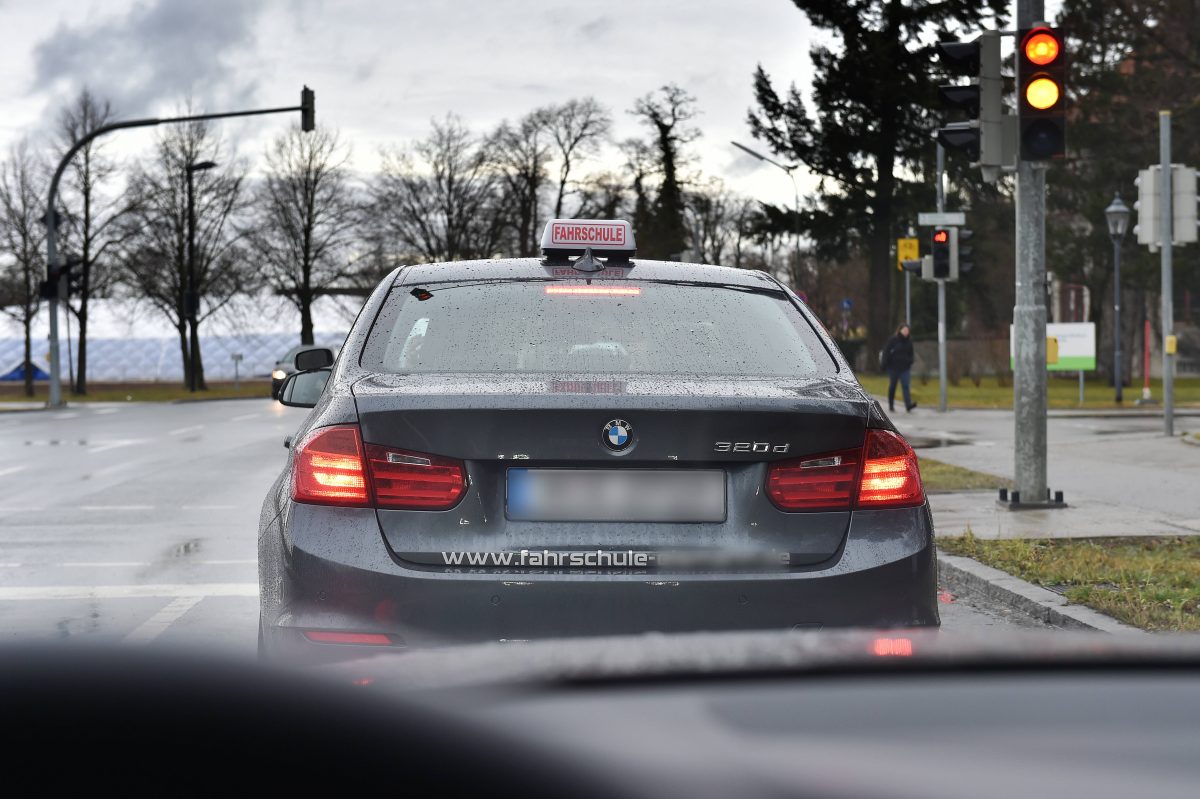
[489,109,553,256]
[0,141,47,397]
[121,120,251,388]
[56,88,127,394]
[572,171,630,220]
[372,115,505,263]
[685,180,763,267]
[251,126,357,345]
[547,98,612,218]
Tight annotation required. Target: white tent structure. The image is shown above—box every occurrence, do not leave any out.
[0,292,360,382]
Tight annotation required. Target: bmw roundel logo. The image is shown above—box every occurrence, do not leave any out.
[602,419,633,451]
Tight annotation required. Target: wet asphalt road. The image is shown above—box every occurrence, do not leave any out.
[0,398,1044,658]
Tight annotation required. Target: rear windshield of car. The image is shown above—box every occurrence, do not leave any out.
[360,280,838,378]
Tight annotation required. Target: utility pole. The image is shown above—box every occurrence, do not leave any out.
[1159,111,1175,436]
[1013,0,1048,503]
[936,144,948,413]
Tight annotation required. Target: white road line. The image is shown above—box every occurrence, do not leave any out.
[52,412,78,420]
[200,559,256,565]
[168,425,205,436]
[122,596,204,644]
[181,504,237,511]
[0,563,21,568]
[0,465,27,477]
[94,408,120,415]
[79,505,153,511]
[87,439,143,454]
[230,413,260,422]
[0,583,257,600]
[60,561,150,567]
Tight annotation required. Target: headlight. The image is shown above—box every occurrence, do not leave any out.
[272,369,287,380]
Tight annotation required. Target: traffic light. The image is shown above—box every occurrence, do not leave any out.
[936,32,1002,177]
[931,228,951,279]
[300,86,315,132]
[1172,165,1197,246]
[1017,26,1066,160]
[955,228,973,275]
[1134,167,1159,248]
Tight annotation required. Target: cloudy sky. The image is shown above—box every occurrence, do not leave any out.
[0,0,827,208]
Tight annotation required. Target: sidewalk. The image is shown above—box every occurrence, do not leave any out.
[929,490,1200,539]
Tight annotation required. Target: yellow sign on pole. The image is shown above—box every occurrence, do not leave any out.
[896,238,919,271]
[1046,337,1059,365]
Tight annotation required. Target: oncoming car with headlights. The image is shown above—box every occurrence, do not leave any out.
[259,219,937,658]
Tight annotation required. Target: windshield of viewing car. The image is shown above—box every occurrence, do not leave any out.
[360,280,837,378]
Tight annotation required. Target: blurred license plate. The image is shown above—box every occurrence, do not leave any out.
[506,469,725,523]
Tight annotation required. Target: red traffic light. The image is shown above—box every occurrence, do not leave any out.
[933,230,949,244]
[1023,29,1061,66]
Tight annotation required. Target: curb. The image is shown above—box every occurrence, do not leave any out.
[937,551,1148,635]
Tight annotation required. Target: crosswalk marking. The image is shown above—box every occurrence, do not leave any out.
[123,596,204,644]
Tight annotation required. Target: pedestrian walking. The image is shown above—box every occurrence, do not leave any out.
[882,324,917,413]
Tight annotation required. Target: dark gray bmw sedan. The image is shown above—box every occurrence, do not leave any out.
[259,219,937,658]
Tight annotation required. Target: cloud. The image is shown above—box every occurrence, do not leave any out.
[31,0,267,116]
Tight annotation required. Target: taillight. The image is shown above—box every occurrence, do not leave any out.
[765,429,924,512]
[364,444,467,510]
[292,425,370,507]
[766,449,861,511]
[857,429,924,508]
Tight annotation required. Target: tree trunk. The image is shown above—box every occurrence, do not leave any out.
[22,319,33,398]
[178,323,190,389]
[75,309,88,395]
[188,316,206,390]
[300,294,314,345]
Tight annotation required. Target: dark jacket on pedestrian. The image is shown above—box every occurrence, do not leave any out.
[882,333,914,374]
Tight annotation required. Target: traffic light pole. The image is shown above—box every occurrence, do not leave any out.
[936,143,948,413]
[1159,111,1175,436]
[43,95,312,408]
[1013,0,1049,503]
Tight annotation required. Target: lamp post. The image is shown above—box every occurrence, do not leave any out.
[186,160,217,392]
[731,141,801,278]
[1104,193,1130,403]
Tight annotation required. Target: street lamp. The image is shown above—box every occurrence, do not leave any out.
[730,141,801,278]
[185,160,218,392]
[1104,193,1130,403]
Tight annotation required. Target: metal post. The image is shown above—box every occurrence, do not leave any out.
[905,272,911,326]
[46,214,62,407]
[1013,0,1049,503]
[935,143,948,412]
[1113,237,1122,403]
[186,167,197,393]
[1159,111,1174,436]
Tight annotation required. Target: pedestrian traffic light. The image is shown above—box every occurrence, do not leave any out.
[1172,165,1197,246]
[1017,26,1066,160]
[300,86,315,132]
[936,31,1002,179]
[931,228,951,279]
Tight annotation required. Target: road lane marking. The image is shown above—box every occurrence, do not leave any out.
[0,563,21,568]
[60,561,150,567]
[0,583,258,600]
[231,413,260,422]
[79,505,153,511]
[87,439,144,454]
[123,596,203,644]
[0,465,27,477]
[168,425,205,436]
[52,412,78,420]
[94,408,120,415]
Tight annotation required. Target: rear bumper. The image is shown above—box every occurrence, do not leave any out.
[259,504,939,659]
